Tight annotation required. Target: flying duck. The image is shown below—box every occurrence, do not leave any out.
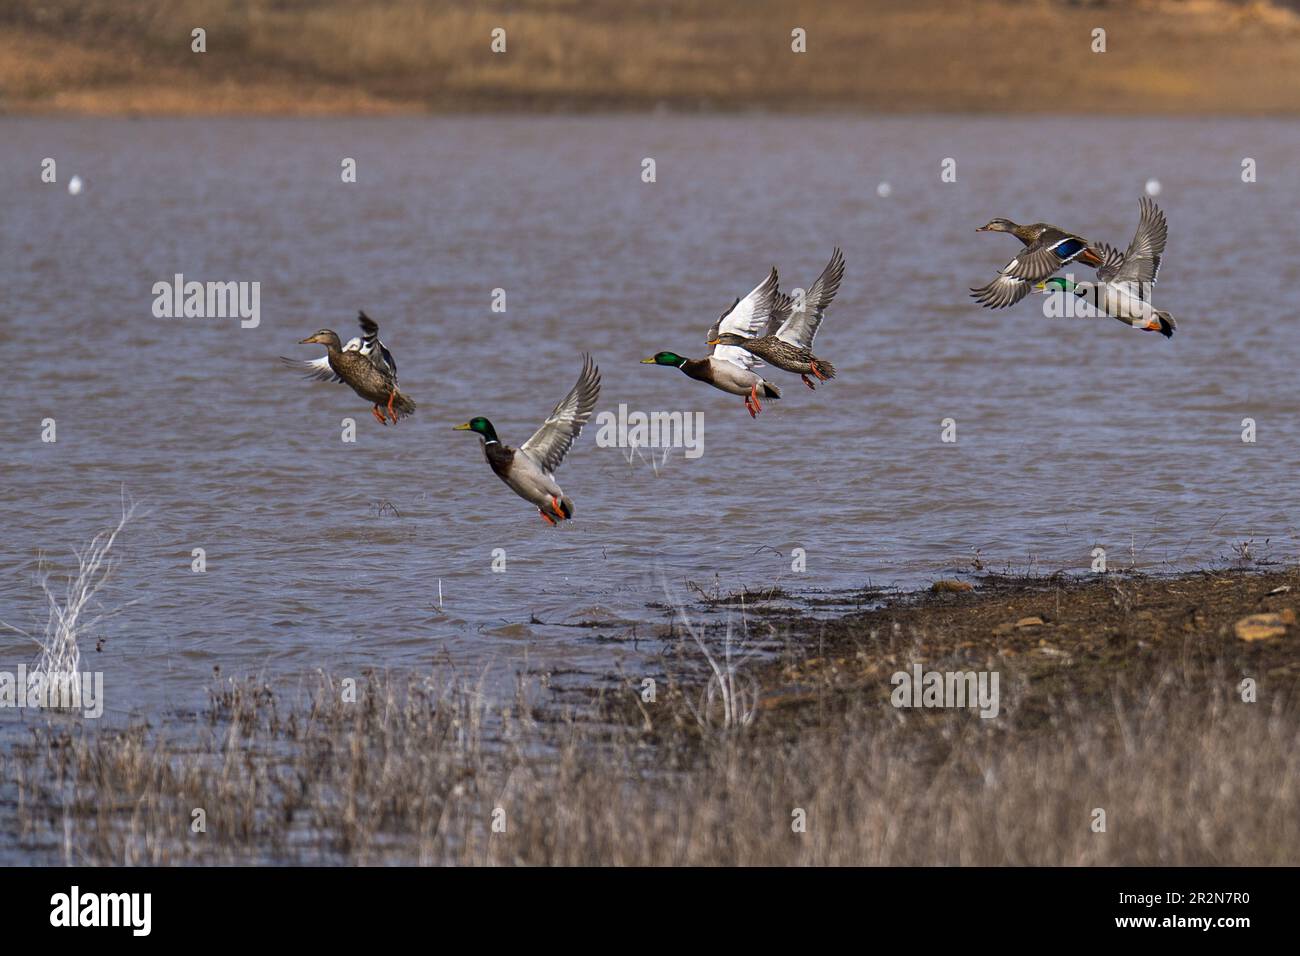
[971,219,1106,309]
[285,312,415,424]
[642,268,783,417]
[707,247,844,390]
[454,354,601,525]
[1037,197,1174,337]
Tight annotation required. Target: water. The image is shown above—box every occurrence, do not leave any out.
[2,115,1297,724]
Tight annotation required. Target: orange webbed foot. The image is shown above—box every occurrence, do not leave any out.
[371,406,387,425]
[539,510,557,526]
[801,374,817,390]
[386,390,398,423]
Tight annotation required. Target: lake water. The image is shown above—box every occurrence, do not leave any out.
[1,115,1297,725]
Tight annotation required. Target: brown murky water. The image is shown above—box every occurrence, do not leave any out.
[1,115,1297,722]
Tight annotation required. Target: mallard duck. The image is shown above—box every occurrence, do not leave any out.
[971,219,1107,309]
[1036,197,1174,337]
[285,312,415,424]
[707,247,844,390]
[454,354,601,525]
[641,268,783,418]
[281,311,389,379]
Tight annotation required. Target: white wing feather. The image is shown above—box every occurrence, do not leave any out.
[520,354,601,475]
[716,267,778,339]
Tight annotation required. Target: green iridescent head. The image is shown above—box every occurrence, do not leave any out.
[1038,277,1077,293]
[453,416,499,442]
[641,351,686,367]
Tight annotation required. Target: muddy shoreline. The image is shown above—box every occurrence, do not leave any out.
[591,565,1300,758]
[686,566,1300,731]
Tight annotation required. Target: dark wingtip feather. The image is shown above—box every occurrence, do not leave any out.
[970,279,1021,309]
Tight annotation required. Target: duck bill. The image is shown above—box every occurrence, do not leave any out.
[705,338,721,346]
[1034,281,1046,291]
[452,423,472,430]
[298,336,318,344]
[639,357,657,364]
[1078,246,1105,267]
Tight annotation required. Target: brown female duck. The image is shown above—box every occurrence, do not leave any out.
[971,219,1107,309]
[285,312,416,424]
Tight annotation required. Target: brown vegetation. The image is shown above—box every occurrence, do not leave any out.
[3,567,1297,865]
[4,1,1300,115]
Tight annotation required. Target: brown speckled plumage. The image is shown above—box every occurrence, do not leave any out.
[288,318,416,424]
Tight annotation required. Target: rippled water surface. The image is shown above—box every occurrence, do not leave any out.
[2,115,1297,722]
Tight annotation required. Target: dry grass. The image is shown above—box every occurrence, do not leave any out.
[0,501,136,710]
[3,654,1295,865]
[5,561,1297,865]
[5,0,1300,114]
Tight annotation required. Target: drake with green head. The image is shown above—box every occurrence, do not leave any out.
[454,354,600,525]
[1035,197,1175,338]
[642,268,783,418]
[971,218,1107,309]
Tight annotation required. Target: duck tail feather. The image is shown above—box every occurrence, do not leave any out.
[763,381,782,399]
[393,391,417,416]
[1154,310,1176,338]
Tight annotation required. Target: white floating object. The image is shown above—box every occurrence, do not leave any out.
[1144,178,1161,196]
[68,175,83,196]
[876,181,891,198]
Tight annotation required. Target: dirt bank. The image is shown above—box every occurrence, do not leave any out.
[714,566,1300,729]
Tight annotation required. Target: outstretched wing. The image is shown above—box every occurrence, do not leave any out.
[520,353,601,475]
[280,354,342,383]
[971,234,1091,309]
[358,311,398,379]
[712,344,762,372]
[280,336,365,384]
[766,290,794,336]
[1097,197,1167,289]
[712,267,779,340]
[1092,242,1126,279]
[970,273,1033,309]
[773,246,845,348]
[705,298,738,346]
